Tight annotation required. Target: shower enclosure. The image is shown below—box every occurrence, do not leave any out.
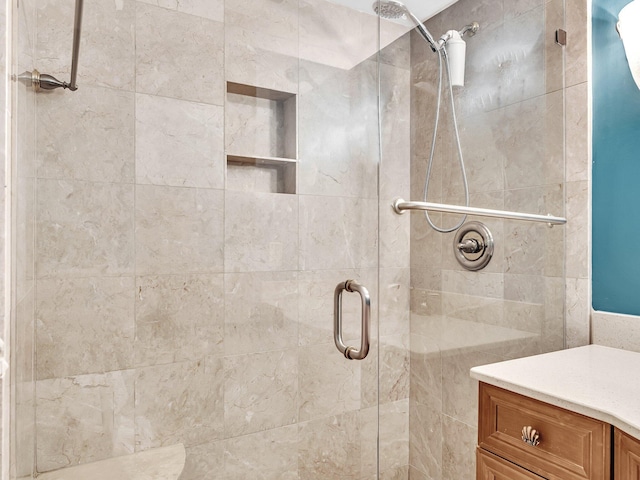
[8,0,566,478]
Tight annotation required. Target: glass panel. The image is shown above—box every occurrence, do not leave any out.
[11,0,382,478]
[379,0,566,478]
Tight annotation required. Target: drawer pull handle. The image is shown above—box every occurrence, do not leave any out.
[522,426,540,447]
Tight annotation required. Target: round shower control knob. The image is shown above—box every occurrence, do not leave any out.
[453,222,494,271]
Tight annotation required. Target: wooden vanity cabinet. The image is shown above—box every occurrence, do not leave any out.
[615,428,640,480]
[478,382,611,480]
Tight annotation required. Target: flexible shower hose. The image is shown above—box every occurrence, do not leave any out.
[422,45,469,233]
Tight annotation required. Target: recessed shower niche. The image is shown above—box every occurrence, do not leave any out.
[225,82,297,194]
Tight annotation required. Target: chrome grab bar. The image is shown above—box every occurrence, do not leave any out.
[392,198,567,226]
[334,280,370,361]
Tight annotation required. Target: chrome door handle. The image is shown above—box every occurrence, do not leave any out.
[333,280,370,360]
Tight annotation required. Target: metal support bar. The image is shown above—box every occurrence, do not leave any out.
[17,0,84,92]
[333,280,370,361]
[392,198,567,226]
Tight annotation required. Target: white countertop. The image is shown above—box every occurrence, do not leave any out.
[470,344,640,440]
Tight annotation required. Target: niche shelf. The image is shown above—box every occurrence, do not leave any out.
[225,82,298,194]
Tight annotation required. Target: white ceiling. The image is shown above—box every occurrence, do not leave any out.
[327,0,459,28]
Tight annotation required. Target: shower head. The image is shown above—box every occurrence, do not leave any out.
[373,0,406,19]
[373,0,440,52]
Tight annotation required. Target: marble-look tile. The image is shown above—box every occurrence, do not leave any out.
[441,350,497,426]
[565,181,589,279]
[225,25,299,95]
[16,176,35,296]
[225,0,298,44]
[297,268,377,346]
[180,441,224,480]
[442,270,504,299]
[136,4,224,105]
[299,195,378,271]
[224,191,298,272]
[544,0,565,94]
[542,276,566,353]
[566,82,589,182]
[135,274,224,367]
[499,92,564,190]
[380,197,410,270]
[379,268,410,337]
[15,288,36,478]
[137,0,223,22]
[225,92,295,159]
[226,162,292,194]
[36,371,135,472]
[455,110,505,195]
[135,94,224,189]
[565,0,588,87]
[502,299,544,334]
[504,185,564,276]
[380,62,411,200]
[298,411,361,480]
[36,179,134,278]
[504,0,544,19]
[224,350,297,437]
[441,292,504,327]
[410,332,442,411]
[565,277,590,348]
[410,287,442,318]
[298,342,361,421]
[36,0,135,90]
[224,425,298,479]
[504,274,545,304]
[408,465,430,480]
[135,358,223,450]
[135,185,224,275]
[362,335,409,406]
[378,399,410,474]
[410,212,444,277]
[224,271,298,355]
[36,276,135,379]
[297,60,378,198]
[409,401,442,480]
[442,416,477,480]
[359,406,378,478]
[37,86,134,183]
[379,33,411,70]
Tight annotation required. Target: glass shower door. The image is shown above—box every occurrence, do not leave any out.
[9,0,389,479]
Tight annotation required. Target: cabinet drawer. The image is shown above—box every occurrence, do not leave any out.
[477,448,544,480]
[615,428,640,480]
[479,383,610,480]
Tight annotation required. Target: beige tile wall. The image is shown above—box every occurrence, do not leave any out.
[21,0,411,479]
[406,0,590,477]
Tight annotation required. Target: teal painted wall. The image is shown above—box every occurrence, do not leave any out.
[592,0,640,315]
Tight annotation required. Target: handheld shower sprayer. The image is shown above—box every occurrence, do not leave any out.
[372,0,440,51]
[374,0,480,233]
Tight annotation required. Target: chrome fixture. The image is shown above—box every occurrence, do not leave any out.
[18,0,84,92]
[373,0,440,51]
[617,0,640,89]
[392,198,567,226]
[375,0,479,232]
[453,222,494,271]
[333,280,370,361]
